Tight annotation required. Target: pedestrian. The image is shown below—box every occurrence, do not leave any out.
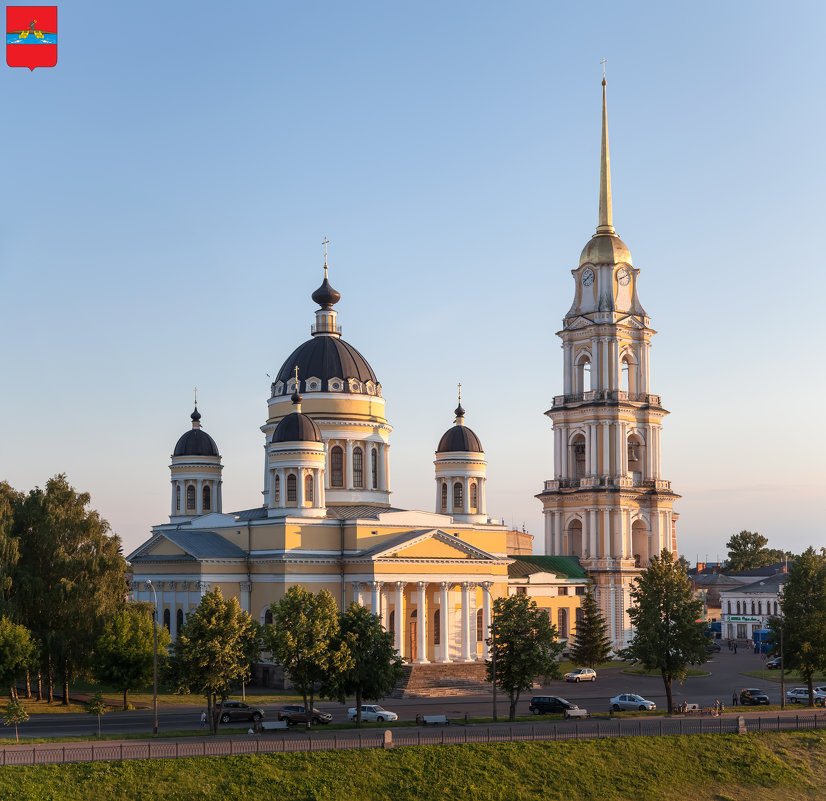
[734,642,737,654]
[200,710,207,729]
[732,691,737,706]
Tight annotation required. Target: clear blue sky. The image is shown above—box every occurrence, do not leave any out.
[2,1,824,561]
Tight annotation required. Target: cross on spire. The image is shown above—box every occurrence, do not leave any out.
[294,365,300,386]
[601,57,607,80]
[194,386,198,406]
[322,236,330,272]
[457,381,462,405]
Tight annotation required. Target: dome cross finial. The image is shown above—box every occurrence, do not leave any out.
[291,365,302,407]
[454,381,465,422]
[322,236,330,276]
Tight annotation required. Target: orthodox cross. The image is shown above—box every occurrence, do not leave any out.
[194,386,198,406]
[294,365,300,390]
[322,236,330,268]
[601,57,607,79]
[457,381,462,404]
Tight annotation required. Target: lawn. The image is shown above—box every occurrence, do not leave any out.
[743,670,826,684]
[0,731,823,800]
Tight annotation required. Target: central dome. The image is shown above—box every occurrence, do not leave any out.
[275,336,377,391]
[579,232,632,267]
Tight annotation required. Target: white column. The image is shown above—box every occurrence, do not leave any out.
[439,582,451,662]
[482,583,492,660]
[316,469,324,508]
[463,477,470,514]
[217,481,222,513]
[416,582,429,663]
[563,342,572,394]
[394,582,404,656]
[591,339,600,391]
[297,470,305,507]
[370,581,381,614]
[345,441,354,489]
[170,484,176,517]
[378,443,387,490]
[240,581,251,614]
[591,424,599,475]
[352,582,362,606]
[589,509,598,557]
[435,479,442,513]
[620,422,628,474]
[601,338,609,389]
[157,583,165,630]
[169,582,177,640]
[479,477,486,515]
[460,583,472,661]
[602,423,610,477]
[196,479,203,515]
[561,428,569,478]
[324,441,331,490]
[383,444,390,492]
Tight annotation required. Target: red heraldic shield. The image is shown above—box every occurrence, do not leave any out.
[7,6,57,70]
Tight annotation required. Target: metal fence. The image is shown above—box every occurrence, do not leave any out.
[1,712,823,766]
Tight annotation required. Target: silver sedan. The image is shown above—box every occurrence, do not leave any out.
[610,693,656,711]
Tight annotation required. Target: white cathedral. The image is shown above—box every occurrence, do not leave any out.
[128,78,677,658]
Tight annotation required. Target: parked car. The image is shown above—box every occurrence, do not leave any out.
[214,701,264,725]
[739,688,770,705]
[705,641,721,652]
[347,704,398,722]
[564,668,597,683]
[529,696,579,715]
[276,704,333,725]
[766,656,782,669]
[786,687,826,705]
[610,694,656,711]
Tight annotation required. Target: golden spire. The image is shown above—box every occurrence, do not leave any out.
[596,61,615,236]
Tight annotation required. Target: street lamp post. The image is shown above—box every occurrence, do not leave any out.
[780,620,785,711]
[145,579,159,736]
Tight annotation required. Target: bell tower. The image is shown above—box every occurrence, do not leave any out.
[537,77,680,648]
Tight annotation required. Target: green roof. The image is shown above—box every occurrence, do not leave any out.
[507,554,588,580]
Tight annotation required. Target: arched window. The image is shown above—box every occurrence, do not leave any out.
[571,434,586,479]
[476,608,484,642]
[441,483,448,512]
[287,474,297,502]
[453,482,463,510]
[163,609,170,631]
[575,607,584,627]
[728,600,732,614]
[176,608,183,632]
[736,601,741,615]
[751,600,756,615]
[371,449,378,489]
[202,484,211,512]
[389,610,395,633]
[264,609,273,626]
[558,608,569,639]
[175,485,180,512]
[757,601,762,615]
[621,359,630,393]
[470,483,478,510]
[304,474,314,503]
[575,356,591,394]
[331,446,344,487]
[186,485,196,511]
[274,474,280,504]
[433,609,440,645]
[773,601,778,615]
[353,447,364,488]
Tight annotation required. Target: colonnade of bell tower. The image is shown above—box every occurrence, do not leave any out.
[537,78,680,649]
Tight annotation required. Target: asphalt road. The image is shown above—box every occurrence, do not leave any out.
[13,648,791,739]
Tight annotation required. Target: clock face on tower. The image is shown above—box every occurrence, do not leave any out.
[617,267,630,286]
[581,269,594,287]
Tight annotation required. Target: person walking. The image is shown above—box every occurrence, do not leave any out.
[200,710,207,729]
[732,691,738,706]
[734,642,738,654]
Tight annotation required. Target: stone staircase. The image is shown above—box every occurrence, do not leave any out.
[391,662,492,699]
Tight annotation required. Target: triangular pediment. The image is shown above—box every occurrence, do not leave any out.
[363,529,499,562]
[565,316,592,330]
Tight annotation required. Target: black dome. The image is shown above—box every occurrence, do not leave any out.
[437,425,483,453]
[272,412,322,443]
[276,337,377,390]
[311,276,341,309]
[173,428,220,457]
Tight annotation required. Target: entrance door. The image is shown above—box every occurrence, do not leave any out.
[409,610,418,661]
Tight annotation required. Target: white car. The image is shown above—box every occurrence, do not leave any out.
[610,693,656,711]
[564,668,597,683]
[786,687,826,705]
[347,704,398,722]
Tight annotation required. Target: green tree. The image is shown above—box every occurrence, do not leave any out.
[0,617,35,699]
[167,588,258,734]
[768,547,826,706]
[621,549,708,713]
[321,603,403,726]
[725,530,787,573]
[0,482,22,612]
[263,586,351,730]
[570,587,612,668]
[12,475,127,703]
[486,594,563,720]
[2,699,28,742]
[95,603,170,710]
[85,691,107,738]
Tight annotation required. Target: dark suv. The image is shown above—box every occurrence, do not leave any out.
[529,696,578,715]
[740,688,770,706]
[277,704,333,725]
[214,701,265,724]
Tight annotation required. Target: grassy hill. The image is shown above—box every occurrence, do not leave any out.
[0,730,823,800]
